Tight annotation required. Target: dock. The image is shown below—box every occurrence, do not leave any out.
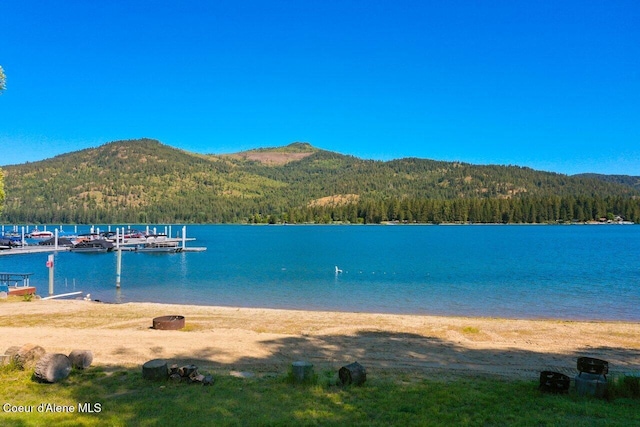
[0,225,206,256]
[0,246,70,256]
[0,272,37,296]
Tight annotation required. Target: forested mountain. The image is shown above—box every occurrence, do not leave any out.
[573,173,640,191]
[1,138,639,224]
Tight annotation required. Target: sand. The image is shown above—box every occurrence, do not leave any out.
[1,299,639,380]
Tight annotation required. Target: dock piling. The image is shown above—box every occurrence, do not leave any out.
[47,254,54,296]
[116,228,122,289]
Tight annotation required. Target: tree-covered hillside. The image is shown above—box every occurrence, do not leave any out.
[573,173,640,191]
[1,138,639,224]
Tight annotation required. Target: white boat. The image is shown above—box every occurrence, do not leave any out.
[28,228,54,239]
[136,241,182,253]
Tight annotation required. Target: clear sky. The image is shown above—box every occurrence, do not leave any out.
[1,1,638,175]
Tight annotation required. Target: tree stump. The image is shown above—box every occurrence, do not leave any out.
[68,350,93,369]
[15,344,46,370]
[142,359,169,381]
[33,353,72,383]
[339,361,367,386]
[575,372,608,398]
[291,361,314,384]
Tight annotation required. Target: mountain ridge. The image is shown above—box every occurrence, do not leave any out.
[1,138,639,224]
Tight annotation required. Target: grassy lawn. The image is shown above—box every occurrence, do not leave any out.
[1,363,639,426]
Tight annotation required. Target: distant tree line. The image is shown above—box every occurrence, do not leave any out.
[252,195,640,225]
[3,195,639,225]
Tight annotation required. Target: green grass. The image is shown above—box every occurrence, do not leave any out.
[1,364,639,426]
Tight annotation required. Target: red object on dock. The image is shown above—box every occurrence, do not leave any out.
[8,286,37,296]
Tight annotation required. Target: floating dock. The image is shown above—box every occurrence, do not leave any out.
[0,246,70,256]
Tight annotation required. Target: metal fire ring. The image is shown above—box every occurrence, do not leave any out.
[152,315,186,330]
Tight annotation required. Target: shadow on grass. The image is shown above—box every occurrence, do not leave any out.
[2,331,640,426]
[170,330,640,380]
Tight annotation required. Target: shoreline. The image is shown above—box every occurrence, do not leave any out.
[85,298,640,323]
[2,299,639,380]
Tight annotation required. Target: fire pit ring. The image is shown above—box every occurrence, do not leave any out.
[152,315,186,330]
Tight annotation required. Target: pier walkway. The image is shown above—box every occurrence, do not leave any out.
[0,246,70,256]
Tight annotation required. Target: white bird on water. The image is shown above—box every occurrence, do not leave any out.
[335,266,343,274]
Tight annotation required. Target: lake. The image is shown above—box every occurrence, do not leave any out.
[1,224,638,321]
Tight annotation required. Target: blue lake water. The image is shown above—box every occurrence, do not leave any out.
[1,224,639,321]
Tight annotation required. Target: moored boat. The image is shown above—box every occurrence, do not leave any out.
[70,239,114,253]
[28,228,54,239]
[136,241,182,253]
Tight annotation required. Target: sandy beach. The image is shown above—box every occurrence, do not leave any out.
[1,299,639,380]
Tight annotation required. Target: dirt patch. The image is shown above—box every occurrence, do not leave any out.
[230,152,314,165]
[308,194,360,207]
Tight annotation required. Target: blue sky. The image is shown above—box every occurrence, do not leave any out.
[1,1,638,175]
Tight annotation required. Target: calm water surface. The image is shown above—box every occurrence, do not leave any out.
[1,224,638,321]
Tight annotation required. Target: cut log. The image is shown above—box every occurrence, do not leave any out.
[34,353,72,383]
[339,361,367,386]
[169,373,182,382]
[202,375,214,386]
[4,346,21,358]
[3,346,21,365]
[68,350,93,370]
[190,373,205,383]
[142,359,169,381]
[169,364,179,375]
[178,364,198,378]
[15,344,46,370]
